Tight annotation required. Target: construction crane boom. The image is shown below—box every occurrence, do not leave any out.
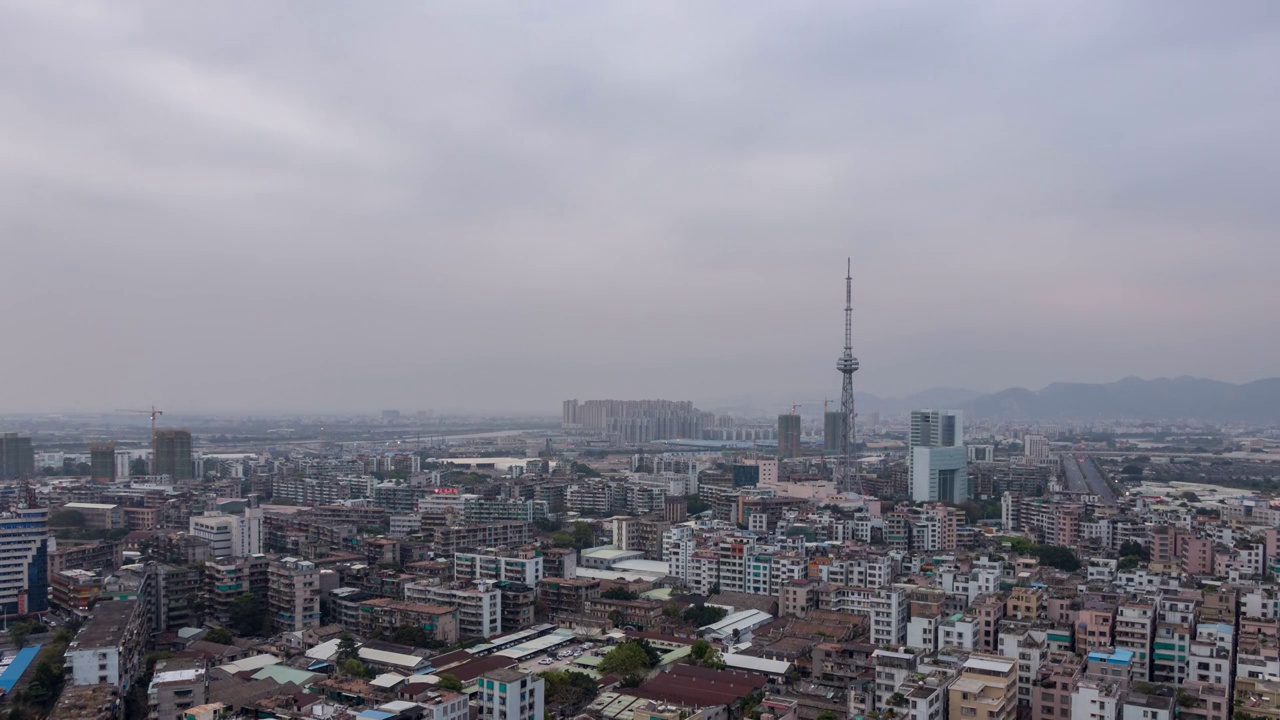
[116,406,164,439]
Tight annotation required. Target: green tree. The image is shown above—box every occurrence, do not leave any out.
[571,522,595,549]
[689,639,724,669]
[1118,540,1150,562]
[229,593,267,637]
[540,670,599,707]
[571,462,602,478]
[130,457,149,476]
[601,587,639,601]
[8,621,34,649]
[682,604,728,628]
[342,658,370,678]
[686,495,710,515]
[392,624,441,648]
[22,657,64,705]
[598,641,657,683]
[1032,545,1081,571]
[438,674,464,692]
[535,518,563,533]
[204,627,234,645]
[49,510,85,528]
[337,633,358,663]
[1118,556,1141,571]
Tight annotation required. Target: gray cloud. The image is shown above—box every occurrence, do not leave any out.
[1,0,1278,414]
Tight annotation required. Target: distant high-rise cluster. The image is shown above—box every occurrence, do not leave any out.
[561,399,705,443]
[909,409,969,503]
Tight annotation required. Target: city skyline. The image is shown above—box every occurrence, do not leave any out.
[1,3,1278,414]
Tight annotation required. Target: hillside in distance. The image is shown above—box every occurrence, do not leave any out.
[700,387,984,419]
[963,376,1280,423]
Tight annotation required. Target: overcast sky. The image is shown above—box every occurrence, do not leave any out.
[1,1,1277,415]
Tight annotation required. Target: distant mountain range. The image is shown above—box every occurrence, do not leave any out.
[960,376,1280,423]
[701,376,1280,423]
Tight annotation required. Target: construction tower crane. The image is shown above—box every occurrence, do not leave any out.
[116,406,164,472]
[116,406,164,440]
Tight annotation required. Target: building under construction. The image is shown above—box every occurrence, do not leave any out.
[153,429,193,480]
[89,442,116,482]
[823,411,846,454]
[777,413,802,459]
[0,433,35,480]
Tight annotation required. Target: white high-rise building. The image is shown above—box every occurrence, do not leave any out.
[663,525,696,583]
[909,410,967,503]
[909,410,963,450]
[911,446,969,503]
[1024,434,1049,461]
[190,508,263,558]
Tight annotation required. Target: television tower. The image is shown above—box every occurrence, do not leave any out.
[836,259,861,493]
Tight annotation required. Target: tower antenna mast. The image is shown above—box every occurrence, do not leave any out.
[836,259,861,494]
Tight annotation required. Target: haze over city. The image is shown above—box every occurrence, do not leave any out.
[2,2,1278,414]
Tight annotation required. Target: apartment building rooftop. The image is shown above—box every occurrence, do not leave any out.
[482,667,531,683]
[50,684,118,720]
[70,599,136,648]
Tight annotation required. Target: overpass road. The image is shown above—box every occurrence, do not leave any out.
[1062,454,1116,504]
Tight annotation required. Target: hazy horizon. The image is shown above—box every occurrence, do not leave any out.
[2,3,1278,414]
[2,374,1276,418]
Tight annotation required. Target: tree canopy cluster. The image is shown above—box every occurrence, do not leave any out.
[680,603,727,628]
[204,627,234,645]
[689,639,724,669]
[540,670,599,707]
[597,640,660,685]
[1007,538,1081,571]
[229,593,269,636]
[686,495,710,516]
[550,522,596,550]
[438,674,464,691]
[601,587,639,601]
